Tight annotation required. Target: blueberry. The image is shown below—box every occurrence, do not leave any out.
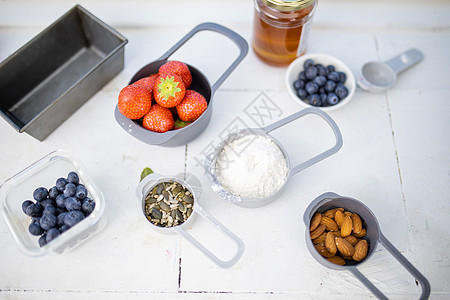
[296,89,308,100]
[43,205,57,216]
[63,183,77,197]
[22,200,34,214]
[75,185,87,199]
[38,234,47,247]
[59,224,70,233]
[305,66,318,80]
[40,214,57,231]
[337,71,347,83]
[46,228,60,243]
[298,71,307,81]
[319,87,325,94]
[303,58,315,69]
[327,65,336,72]
[327,71,340,82]
[33,187,48,201]
[327,93,339,105]
[48,186,59,199]
[313,75,327,87]
[335,84,349,99]
[67,171,79,185]
[317,65,328,76]
[82,197,95,215]
[305,81,319,95]
[293,79,305,90]
[56,178,67,192]
[65,196,81,211]
[307,94,322,106]
[64,210,85,227]
[324,80,336,92]
[56,194,66,208]
[25,203,43,217]
[29,220,44,236]
[57,212,68,227]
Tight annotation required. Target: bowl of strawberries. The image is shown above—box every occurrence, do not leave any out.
[114,22,248,147]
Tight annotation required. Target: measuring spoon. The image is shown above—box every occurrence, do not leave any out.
[357,49,424,92]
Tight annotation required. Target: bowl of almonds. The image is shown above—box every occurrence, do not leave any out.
[303,192,431,299]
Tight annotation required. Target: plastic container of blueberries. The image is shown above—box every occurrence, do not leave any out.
[0,150,106,256]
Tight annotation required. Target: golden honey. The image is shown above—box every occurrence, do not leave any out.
[252,0,318,66]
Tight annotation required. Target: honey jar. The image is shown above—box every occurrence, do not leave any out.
[252,0,318,66]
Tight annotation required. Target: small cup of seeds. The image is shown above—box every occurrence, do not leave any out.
[136,172,245,268]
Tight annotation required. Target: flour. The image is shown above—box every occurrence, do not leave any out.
[215,135,288,199]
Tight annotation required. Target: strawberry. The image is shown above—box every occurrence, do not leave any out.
[132,73,158,95]
[154,74,186,108]
[159,61,192,88]
[176,90,208,122]
[142,103,174,133]
[118,85,152,119]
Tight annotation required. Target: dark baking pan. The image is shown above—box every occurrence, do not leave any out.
[0,5,128,141]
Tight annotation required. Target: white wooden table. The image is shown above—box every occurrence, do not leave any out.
[1,0,449,299]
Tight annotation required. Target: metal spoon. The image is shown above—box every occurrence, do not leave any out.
[357,48,424,92]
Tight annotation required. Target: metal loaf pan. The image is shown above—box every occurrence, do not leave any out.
[0,5,128,141]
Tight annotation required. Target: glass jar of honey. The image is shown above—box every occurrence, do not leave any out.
[252,0,318,66]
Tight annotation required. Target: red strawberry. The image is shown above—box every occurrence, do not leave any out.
[118,85,152,119]
[142,103,174,133]
[154,74,186,108]
[132,73,158,95]
[176,90,208,122]
[159,61,192,88]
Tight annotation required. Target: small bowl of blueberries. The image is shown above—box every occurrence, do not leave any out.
[0,150,105,256]
[285,53,356,110]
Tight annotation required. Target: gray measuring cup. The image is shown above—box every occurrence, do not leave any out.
[303,192,431,300]
[358,49,424,92]
[114,22,248,147]
[205,107,343,208]
[136,172,245,268]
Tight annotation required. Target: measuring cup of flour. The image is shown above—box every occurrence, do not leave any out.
[205,107,343,208]
[136,172,245,268]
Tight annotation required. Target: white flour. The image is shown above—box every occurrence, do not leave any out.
[215,135,288,199]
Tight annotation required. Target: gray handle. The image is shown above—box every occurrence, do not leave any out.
[263,107,343,175]
[174,205,245,269]
[384,49,424,75]
[350,233,431,300]
[158,22,248,94]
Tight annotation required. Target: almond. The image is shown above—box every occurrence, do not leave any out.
[332,231,341,237]
[326,256,346,266]
[340,215,353,237]
[344,211,353,217]
[315,243,335,258]
[310,212,322,231]
[352,239,369,261]
[312,232,327,245]
[335,237,355,257]
[353,228,367,238]
[325,232,337,255]
[351,213,363,234]
[344,235,359,246]
[310,224,326,239]
[335,210,345,228]
[321,216,339,231]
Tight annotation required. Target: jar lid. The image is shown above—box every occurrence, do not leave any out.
[261,0,316,12]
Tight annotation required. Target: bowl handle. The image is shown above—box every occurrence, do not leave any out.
[157,22,248,94]
[173,204,245,269]
[349,232,431,300]
[263,107,343,176]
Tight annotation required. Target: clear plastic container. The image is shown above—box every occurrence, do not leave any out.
[0,150,105,256]
[252,0,318,66]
